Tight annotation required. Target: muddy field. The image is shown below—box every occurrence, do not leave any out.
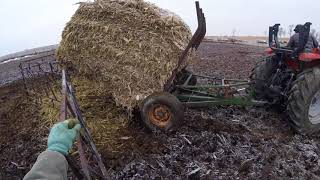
[1,42,320,179]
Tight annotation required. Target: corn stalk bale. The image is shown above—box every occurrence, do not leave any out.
[56,0,192,109]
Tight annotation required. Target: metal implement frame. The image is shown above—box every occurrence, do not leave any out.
[162,1,264,108]
[60,69,109,180]
[172,73,266,108]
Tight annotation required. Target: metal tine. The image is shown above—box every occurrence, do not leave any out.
[19,61,61,102]
[164,1,206,91]
[194,8,206,49]
[193,2,203,49]
[195,11,206,49]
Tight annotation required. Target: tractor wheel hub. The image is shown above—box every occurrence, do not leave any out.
[148,104,172,127]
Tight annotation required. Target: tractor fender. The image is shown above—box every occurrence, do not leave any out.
[299,52,320,62]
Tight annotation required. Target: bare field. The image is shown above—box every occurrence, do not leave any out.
[1,42,320,179]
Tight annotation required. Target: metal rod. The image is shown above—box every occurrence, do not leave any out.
[77,136,91,180]
[192,74,249,82]
[60,70,67,121]
[183,74,193,86]
[19,63,29,96]
[182,98,258,107]
[177,82,250,89]
[67,84,109,179]
[59,70,84,180]
[177,94,220,101]
[177,87,220,98]
[164,1,206,91]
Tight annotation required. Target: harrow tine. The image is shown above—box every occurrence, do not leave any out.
[19,60,60,102]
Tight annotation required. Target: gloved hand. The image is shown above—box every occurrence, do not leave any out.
[47,119,81,156]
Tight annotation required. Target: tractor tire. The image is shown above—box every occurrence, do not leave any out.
[249,56,277,100]
[287,67,320,135]
[140,92,184,132]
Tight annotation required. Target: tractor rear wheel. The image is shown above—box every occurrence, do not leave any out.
[287,67,320,135]
[249,57,277,100]
[140,92,184,132]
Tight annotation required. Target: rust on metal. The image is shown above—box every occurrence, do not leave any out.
[148,104,172,127]
[77,135,91,180]
[59,69,109,179]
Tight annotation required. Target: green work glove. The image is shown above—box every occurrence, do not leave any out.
[47,119,81,156]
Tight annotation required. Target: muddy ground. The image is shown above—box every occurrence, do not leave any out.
[1,42,320,179]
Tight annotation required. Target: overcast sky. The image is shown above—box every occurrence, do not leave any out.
[0,0,319,56]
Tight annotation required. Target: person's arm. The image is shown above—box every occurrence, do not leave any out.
[287,34,298,48]
[24,120,81,180]
[287,36,294,48]
[312,35,319,48]
[23,151,68,180]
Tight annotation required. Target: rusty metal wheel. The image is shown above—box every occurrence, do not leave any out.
[140,92,184,132]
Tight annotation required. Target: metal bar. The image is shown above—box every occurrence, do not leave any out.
[164,1,206,91]
[177,82,250,89]
[182,98,260,107]
[183,74,193,86]
[177,94,220,102]
[177,87,220,97]
[187,74,249,82]
[59,70,83,180]
[194,6,206,49]
[77,136,91,180]
[62,72,92,179]
[65,156,83,179]
[67,82,109,179]
[60,70,67,120]
[58,69,109,179]
[19,63,29,96]
[197,11,206,49]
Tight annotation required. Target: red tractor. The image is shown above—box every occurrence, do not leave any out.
[250,22,320,134]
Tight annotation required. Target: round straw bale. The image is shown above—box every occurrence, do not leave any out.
[57,0,192,109]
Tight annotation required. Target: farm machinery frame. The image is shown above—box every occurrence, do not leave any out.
[138,2,265,132]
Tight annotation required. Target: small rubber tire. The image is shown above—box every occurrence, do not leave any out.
[287,67,320,135]
[249,56,277,100]
[140,92,184,132]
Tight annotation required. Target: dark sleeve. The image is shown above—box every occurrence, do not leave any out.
[312,35,319,48]
[23,150,68,180]
[287,36,294,48]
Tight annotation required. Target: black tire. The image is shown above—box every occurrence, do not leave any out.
[287,67,320,135]
[249,56,277,100]
[140,92,184,132]
[176,69,197,86]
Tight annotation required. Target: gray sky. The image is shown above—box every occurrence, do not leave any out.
[0,0,319,56]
